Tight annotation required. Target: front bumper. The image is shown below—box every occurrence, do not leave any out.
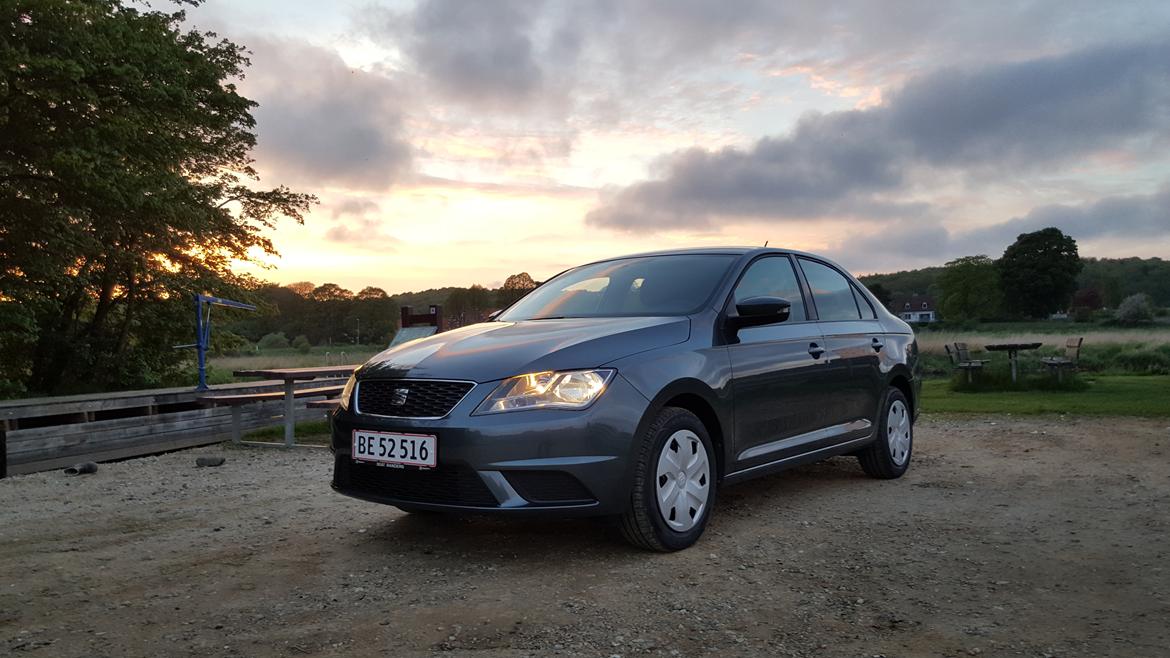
[329,374,648,517]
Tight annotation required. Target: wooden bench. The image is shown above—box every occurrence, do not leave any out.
[1041,337,1083,382]
[945,342,990,383]
[197,385,342,443]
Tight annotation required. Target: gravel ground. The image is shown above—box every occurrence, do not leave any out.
[1,415,1168,657]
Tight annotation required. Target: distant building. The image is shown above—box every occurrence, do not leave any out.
[890,295,938,323]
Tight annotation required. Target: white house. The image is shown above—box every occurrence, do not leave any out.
[891,295,939,323]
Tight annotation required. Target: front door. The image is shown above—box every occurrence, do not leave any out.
[727,255,833,468]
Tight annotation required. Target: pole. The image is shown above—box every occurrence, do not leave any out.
[284,380,296,447]
[195,295,208,391]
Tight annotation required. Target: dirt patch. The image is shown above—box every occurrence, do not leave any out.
[2,416,1168,657]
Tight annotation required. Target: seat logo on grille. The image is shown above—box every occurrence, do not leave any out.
[390,388,410,406]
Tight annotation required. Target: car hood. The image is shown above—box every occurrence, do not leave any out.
[359,316,690,383]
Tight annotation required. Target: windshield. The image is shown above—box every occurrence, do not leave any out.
[498,254,738,321]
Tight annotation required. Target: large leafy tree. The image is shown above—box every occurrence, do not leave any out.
[997,228,1082,318]
[938,255,1002,322]
[496,271,537,308]
[0,0,316,395]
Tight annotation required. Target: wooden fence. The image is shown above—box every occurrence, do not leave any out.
[1,379,341,477]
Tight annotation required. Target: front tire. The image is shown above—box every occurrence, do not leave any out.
[620,407,716,552]
[858,387,913,479]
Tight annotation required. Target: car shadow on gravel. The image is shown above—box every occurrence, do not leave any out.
[350,457,874,555]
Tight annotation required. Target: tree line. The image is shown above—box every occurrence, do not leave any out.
[861,228,1170,324]
[217,273,539,352]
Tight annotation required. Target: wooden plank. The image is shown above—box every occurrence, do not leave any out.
[197,385,343,406]
[7,404,293,453]
[6,402,322,466]
[7,433,233,476]
[0,378,347,422]
[233,365,357,380]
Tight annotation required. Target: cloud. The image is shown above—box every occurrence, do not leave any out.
[331,199,380,219]
[586,40,1170,231]
[827,185,1170,271]
[388,0,547,108]
[242,38,412,191]
[964,185,1170,247]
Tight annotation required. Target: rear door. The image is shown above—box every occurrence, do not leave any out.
[796,257,884,438]
[726,255,833,468]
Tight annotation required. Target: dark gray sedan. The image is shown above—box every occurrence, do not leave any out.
[330,247,920,550]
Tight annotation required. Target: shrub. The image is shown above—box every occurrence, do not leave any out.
[291,334,312,353]
[210,330,250,357]
[1116,293,1154,325]
[257,332,290,350]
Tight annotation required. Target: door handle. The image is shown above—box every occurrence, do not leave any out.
[871,337,884,352]
[808,343,826,359]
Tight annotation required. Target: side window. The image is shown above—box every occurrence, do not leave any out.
[733,256,807,322]
[852,286,877,319]
[798,258,861,321]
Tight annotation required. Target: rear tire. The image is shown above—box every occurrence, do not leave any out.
[620,407,716,552]
[858,387,913,479]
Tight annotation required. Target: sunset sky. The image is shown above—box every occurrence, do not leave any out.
[188,0,1170,293]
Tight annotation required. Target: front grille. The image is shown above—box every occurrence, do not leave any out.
[335,456,498,507]
[356,379,475,418]
[504,470,595,505]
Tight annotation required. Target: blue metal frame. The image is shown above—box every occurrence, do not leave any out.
[193,294,256,390]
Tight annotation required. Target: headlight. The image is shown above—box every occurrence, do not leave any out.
[474,369,615,414]
[338,374,357,410]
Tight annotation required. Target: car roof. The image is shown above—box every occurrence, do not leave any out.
[588,246,826,262]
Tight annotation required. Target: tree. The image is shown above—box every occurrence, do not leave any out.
[0,0,316,394]
[938,255,1002,322]
[496,272,538,308]
[309,283,354,302]
[1116,293,1154,325]
[998,228,1082,318]
[865,283,893,309]
[286,281,316,297]
[356,286,389,301]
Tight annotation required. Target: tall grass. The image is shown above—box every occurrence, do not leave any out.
[915,328,1170,354]
[205,345,384,384]
[918,333,1170,376]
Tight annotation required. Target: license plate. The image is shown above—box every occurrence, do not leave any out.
[351,430,437,468]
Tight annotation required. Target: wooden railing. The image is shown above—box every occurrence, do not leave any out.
[0,378,344,477]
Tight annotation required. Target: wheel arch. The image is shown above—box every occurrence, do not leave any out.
[886,367,916,417]
[634,378,730,480]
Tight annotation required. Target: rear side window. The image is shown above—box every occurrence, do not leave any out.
[798,258,861,321]
[852,286,877,319]
[733,256,807,322]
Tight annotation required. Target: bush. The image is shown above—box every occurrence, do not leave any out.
[210,330,251,357]
[1116,293,1154,325]
[257,332,290,350]
[291,334,312,353]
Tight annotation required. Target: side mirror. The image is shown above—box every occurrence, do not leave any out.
[487,309,502,321]
[729,296,791,330]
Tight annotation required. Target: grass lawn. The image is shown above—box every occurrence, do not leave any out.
[920,375,1170,417]
[234,375,1168,446]
[240,419,332,445]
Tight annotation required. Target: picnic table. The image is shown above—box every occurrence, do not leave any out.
[228,365,356,445]
[984,343,1043,383]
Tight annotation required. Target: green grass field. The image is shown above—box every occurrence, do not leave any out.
[920,375,1170,416]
